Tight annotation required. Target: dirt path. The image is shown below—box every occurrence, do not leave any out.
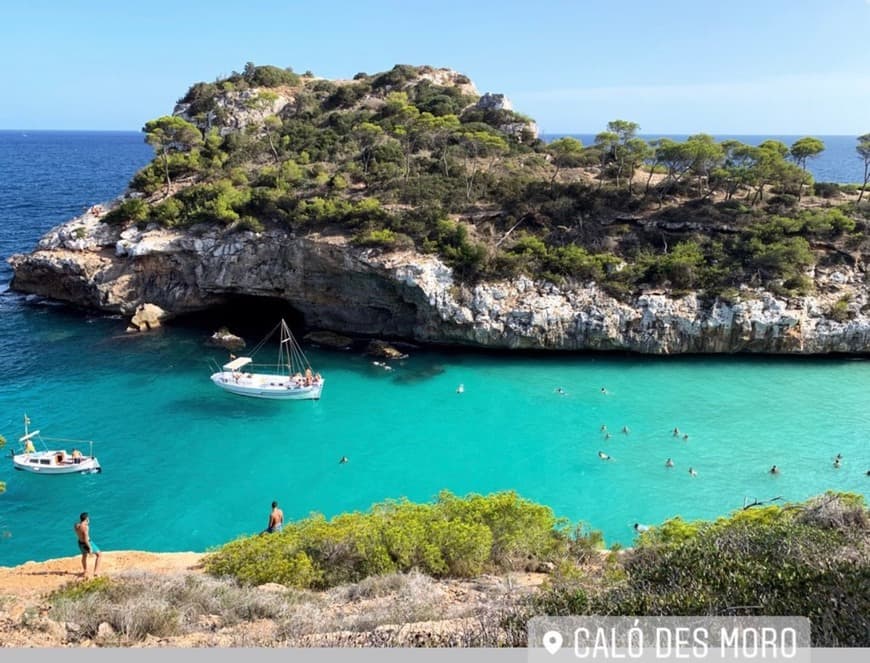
[0,551,204,599]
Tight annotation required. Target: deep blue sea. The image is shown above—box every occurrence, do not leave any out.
[0,131,868,568]
[544,134,866,184]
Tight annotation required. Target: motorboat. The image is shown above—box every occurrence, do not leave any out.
[11,415,101,475]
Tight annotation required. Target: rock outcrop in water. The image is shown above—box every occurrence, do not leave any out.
[9,215,870,354]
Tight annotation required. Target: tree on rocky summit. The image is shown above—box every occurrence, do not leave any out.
[546,137,584,186]
[789,137,824,199]
[858,133,870,204]
[143,116,204,194]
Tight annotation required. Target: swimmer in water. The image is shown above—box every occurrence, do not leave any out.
[600,424,607,432]
[555,387,566,395]
[683,434,689,441]
[604,433,612,440]
[339,456,349,464]
[600,387,608,395]
[456,384,464,394]
[833,458,841,469]
[688,467,698,477]
[598,451,611,461]
[665,458,674,468]
[769,465,780,475]
[673,427,680,437]
[622,426,630,434]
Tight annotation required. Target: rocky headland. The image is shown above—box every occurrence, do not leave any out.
[8,63,870,354]
[10,213,870,354]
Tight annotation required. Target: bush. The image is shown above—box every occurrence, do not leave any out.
[588,493,870,646]
[827,295,853,322]
[203,491,574,589]
[101,198,150,226]
[352,228,410,248]
[814,182,842,198]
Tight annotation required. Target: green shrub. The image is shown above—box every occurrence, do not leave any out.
[352,228,404,248]
[589,493,869,646]
[101,198,150,225]
[203,491,573,589]
[828,295,853,322]
[236,215,265,233]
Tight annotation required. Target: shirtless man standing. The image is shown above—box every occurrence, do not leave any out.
[264,501,284,534]
[73,512,101,577]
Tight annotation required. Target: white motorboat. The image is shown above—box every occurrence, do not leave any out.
[11,415,101,475]
[210,320,324,400]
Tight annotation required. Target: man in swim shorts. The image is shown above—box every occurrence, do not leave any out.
[73,512,101,577]
[264,501,284,534]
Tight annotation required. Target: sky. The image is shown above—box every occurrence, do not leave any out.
[1,0,868,134]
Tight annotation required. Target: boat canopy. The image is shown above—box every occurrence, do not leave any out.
[222,357,253,371]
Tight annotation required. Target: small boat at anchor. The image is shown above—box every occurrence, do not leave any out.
[11,415,101,475]
[209,320,324,400]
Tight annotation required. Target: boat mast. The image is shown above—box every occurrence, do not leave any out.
[279,319,312,376]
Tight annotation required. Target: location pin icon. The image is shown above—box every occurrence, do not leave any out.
[543,630,563,655]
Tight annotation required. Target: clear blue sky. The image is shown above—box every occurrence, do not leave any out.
[2,0,868,134]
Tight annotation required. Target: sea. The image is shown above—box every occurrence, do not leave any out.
[0,131,867,567]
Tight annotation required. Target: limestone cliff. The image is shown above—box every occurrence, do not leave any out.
[9,213,870,354]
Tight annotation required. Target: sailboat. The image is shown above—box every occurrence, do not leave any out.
[209,320,324,400]
[11,414,102,475]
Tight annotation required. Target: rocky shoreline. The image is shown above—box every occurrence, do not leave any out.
[8,212,870,354]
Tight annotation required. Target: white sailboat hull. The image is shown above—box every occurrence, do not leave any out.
[210,371,323,400]
[13,451,102,475]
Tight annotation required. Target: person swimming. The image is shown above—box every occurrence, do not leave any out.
[598,451,611,461]
[600,425,607,432]
[682,434,689,441]
[833,458,841,469]
[769,465,780,475]
[665,458,674,468]
[555,387,566,395]
[673,427,680,437]
[456,384,465,394]
[600,387,608,394]
[688,467,697,477]
[622,426,630,434]
[604,433,612,440]
[339,456,349,464]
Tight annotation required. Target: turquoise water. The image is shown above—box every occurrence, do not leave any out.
[0,132,868,567]
[0,307,868,566]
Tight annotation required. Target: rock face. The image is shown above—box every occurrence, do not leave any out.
[8,216,870,354]
[209,328,246,350]
[175,89,293,136]
[128,303,167,332]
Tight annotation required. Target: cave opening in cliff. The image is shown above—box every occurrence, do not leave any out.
[172,295,307,340]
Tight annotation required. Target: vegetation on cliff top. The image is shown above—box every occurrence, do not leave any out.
[51,490,866,646]
[106,62,870,299]
[204,490,867,646]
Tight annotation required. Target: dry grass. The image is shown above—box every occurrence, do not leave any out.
[38,568,537,647]
[49,572,292,644]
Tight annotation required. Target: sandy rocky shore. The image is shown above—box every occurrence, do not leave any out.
[0,551,545,647]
